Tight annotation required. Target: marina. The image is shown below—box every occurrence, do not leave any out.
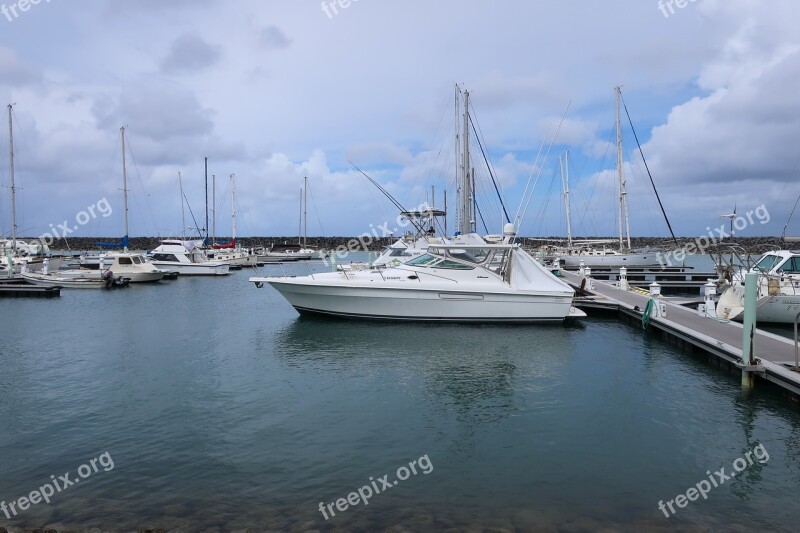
[3,2,800,531]
[2,263,800,531]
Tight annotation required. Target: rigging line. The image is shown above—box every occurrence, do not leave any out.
[469,115,510,223]
[349,161,428,237]
[405,89,456,208]
[781,190,800,240]
[515,101,571,242]
[475,196,489,234]
[621,95,678,246]
[575,118,616,236]
[183,192,203,238]
[123,132,160,235]
[307,183,326,237]
[515,123,551,225]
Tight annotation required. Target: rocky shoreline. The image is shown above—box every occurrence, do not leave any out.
[22,236,792,255]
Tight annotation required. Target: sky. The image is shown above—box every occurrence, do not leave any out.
[0,0,799,240]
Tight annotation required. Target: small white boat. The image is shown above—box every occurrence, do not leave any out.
[252,224,583,322]
[149,240,230,276]
[76,253,164,283]
[716,250,800,323]
[264,245,315,261]
[20,262,129,289]
[557,244,662,268]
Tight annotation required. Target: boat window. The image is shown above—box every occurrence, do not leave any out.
[152,254,178,262]
[389,249,409,257]
[447,248,491,264]
[778,257,800,273]
[117,257,133,265]
[434,259,474,270]
[132,256,142,264]
[406,254,440,267]
[754,254,781,272]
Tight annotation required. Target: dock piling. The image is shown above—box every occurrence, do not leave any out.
[742,272,758,389]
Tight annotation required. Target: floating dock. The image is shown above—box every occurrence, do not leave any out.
[0,279,61,298]
[564,270,800,402]
[562,266,717,292]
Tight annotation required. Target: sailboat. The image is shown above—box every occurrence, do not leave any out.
[207,173,257,268]
[148,162,230,276]
[1,104,61,278]
[77,127,165,282]
[556,88,662,268]
[264,177,316,260]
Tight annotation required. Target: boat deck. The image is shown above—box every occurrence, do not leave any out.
[563,270,800,400]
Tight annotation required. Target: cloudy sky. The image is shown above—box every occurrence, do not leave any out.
[1,0,799,240]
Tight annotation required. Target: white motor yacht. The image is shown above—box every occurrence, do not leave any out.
[149,240,230,276]
[716,250,800,323]
[252,225,583,322]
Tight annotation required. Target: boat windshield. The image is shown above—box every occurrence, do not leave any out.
[754,254,782,272]
[404,253,474,270]
[428,247,492,265]
[777,256,800,274]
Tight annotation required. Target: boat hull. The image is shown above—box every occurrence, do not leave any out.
[265,280,573,322]
[150,262,230,276]
[21,272,113,289]
[560,253,662,268]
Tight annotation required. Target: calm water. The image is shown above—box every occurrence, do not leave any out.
[1,256,799,531]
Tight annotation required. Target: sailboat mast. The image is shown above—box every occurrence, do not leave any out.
[178,172,186,240]
[461,90,474,234]
[303,176,308,249]
[7,104,16,250]
[615,86,631,250]
[212,174,216,245]
[204,157,209,242]
[454,85,460,235]
[558,149,572,248]
[230,174,236,244]
[120,127,129,249]
[298,187,302,246]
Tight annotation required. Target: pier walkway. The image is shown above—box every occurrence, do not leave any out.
[563,270,800,400]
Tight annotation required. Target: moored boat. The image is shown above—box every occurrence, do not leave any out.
[252,225,584,322]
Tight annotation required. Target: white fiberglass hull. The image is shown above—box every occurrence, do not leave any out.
[58,269,164,283]
[265,251,314,260]
[261,279,573,322]
[560,253,662,268]
[20,271,110,289]
[718,292,800,324]
[150,261,230,276]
